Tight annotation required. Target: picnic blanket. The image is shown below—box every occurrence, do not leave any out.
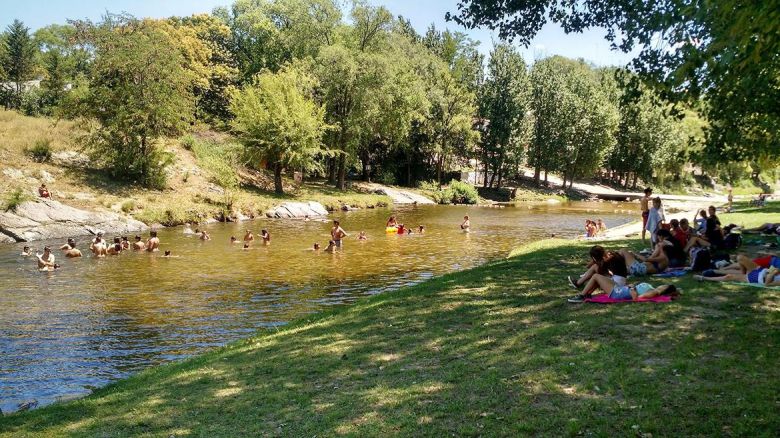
[585,295,673,304]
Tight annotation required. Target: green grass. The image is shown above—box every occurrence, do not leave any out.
[2,206,778,436]
[2,188,32,212]
[720,200,780,228]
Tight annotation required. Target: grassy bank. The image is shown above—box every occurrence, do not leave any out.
[0,110,390,226]
[2,204,778,436]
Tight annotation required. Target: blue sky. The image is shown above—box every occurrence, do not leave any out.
[0,0,636,66]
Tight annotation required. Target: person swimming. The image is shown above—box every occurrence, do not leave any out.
[324,240,336,253]
[418,225,425,234]
[387,216,398,228]
[230,236,238,244]
[358,231,367,241]
[199,230,211,241]
[312,243,321,251]
[21,246,32,257]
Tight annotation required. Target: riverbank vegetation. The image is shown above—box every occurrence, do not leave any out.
[1,0,776,211]
[1,203,777,435]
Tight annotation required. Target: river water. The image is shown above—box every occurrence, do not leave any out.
[0,202,633,412]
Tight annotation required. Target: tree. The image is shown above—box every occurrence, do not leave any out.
[1,20,38,108]
[40,48,68,112]
[478,43,531,188]
[69,15,195,188]
[230,65,331,194]
[528,57,617,188]
[447,0,780,159]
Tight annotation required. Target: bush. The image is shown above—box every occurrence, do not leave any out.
[25,139,53,163]
[3,188,31,212]
[180,135,196,151]
[418,180,478,205]
[189,137,240,189]
[376,168,396,186]
[20,88,47,116]
[121,199,136,213]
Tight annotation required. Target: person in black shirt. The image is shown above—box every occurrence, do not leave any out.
[567,246,628,289]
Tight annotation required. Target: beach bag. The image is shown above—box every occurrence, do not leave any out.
[690,247,712,272]
[722,233,742,250]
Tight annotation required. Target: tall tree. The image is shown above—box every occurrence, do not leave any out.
[448,0,780,159]
[69,15,195,188]
[1,20,38,108]
[230,65,331,194]
[478,43,531,188]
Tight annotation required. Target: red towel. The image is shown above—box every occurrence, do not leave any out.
[585,295,672,304]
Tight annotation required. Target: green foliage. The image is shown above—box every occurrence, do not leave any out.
[3,188,31,211]
[230,65,331,194]
[478,43,531,188]
[420,179,478,204]
[120,199,136,213]
[0,20,37,109]
[19,88,46,116]
[448,0,780,160]
[187,135,242,189]
[69,15,195,189]
[25,138,52,162]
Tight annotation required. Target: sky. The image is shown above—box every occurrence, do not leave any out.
[0,0,636,67]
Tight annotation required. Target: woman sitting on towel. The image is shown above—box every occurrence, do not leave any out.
[567,274,680,303]
[617,231,673,277]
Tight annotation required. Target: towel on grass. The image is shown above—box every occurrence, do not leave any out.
[653,270,688,278]
[585,295,672,304]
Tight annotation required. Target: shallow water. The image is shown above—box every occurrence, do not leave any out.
[0,202,633,411]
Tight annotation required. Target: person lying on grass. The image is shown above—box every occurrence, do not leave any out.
[567,273,680,303]
[617,230,672,277]
[710,254,780,275]
[568,245,628,289]
[695,266,780,286]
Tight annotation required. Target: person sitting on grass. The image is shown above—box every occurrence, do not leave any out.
[695,266,780,286]
[685,205,724,252]
[693,209,707,234]
[657,229,686,268]
[568,245,627,289]
[568,273,680,303]
[669,219,688,248]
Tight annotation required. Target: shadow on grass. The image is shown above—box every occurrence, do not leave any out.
[1,240,778,436]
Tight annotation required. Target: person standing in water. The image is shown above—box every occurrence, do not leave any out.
[461,215,471,233]
[36,247,56,270]
[331,220,347,248]
[146,230,160,252]
[640,187,653,243]
[60,238,82,258]
[244,230,254,243]
[261,229,271,245]
[133,235,145,251]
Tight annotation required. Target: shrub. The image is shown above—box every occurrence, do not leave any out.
[121,199,136,213]
[180,135,196,151]
[448,180,479,204]
[25,139,53,163]
[376,168,396,186]
[3,188,31,212]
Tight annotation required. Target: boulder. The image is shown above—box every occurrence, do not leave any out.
[51,150,90,167]
[0,198,148,243]
[266,201,329,218]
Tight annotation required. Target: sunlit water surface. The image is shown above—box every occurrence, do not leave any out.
[0,202,633,411]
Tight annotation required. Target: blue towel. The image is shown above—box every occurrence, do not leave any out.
[653,270,688,278]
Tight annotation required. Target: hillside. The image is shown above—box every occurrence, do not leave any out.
[0,110,390,227]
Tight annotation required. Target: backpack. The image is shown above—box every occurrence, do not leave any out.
[722,233,742,250]
[690,247,712,272]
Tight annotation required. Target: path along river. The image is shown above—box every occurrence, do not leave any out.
[0,202,633,412]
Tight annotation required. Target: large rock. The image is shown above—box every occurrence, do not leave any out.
[0,198,148,243]
[266,201,329,218]
[373,186,435,204]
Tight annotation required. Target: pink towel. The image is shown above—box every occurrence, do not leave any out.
[585,295,672,304]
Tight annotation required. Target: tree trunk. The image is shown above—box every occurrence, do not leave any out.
[361,149,370,182]
[337,155,346,190]
[436,155,443,188]
[407,159,412,187]
[274,162,283,194]
[496,166,503,188]
[327,157,336,184]
[544,169,548,186]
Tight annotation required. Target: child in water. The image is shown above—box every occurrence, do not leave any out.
[461,216,470,233]
[21,246,32,256]
[358,231,367,241]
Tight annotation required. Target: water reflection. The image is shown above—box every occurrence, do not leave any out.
[0,202,632,411]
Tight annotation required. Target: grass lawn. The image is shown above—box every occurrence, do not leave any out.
[2,204,778,436]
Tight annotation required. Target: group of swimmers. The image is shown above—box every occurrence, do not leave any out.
[21,230,166,271]
[385,215,432,235]
[585,219,607,237]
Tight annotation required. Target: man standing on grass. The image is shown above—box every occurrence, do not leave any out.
[641,187,653,243]
[331,220,348,249]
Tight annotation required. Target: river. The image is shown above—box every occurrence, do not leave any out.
[0,202,634,412]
